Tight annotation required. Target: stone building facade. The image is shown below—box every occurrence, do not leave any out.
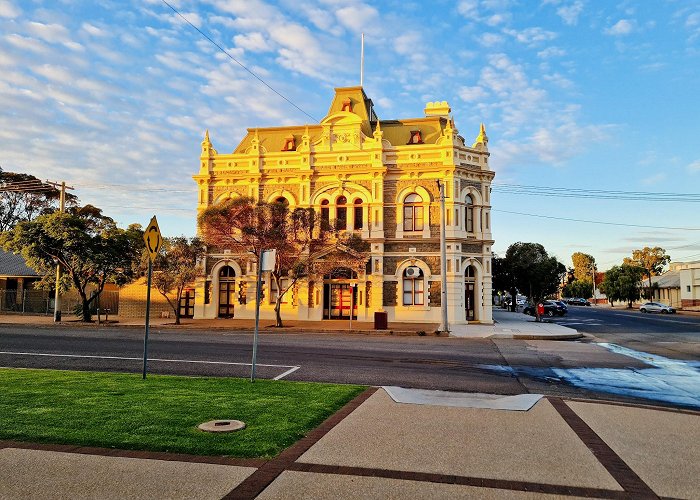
[192,86,495,325]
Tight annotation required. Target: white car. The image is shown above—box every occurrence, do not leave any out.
[639,302,675,314]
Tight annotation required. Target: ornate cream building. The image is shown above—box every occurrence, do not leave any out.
[192,86,495,326]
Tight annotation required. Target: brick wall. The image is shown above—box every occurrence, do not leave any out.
[119,278,175,319]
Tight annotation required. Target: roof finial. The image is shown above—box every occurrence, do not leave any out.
[472,123,488,147]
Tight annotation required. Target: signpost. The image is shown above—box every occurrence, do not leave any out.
[142,216,162,379]
[251,249,276,382]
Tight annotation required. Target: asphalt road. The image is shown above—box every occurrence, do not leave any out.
[546,305,700,360]
[2,309,699,409]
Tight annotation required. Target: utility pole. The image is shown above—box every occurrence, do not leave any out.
[46,181,75,322]
[438,181,449,333]
[591,261,597,306]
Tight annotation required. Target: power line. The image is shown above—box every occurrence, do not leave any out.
[492,183,700,203]
[160,0,318,123]
[492,209,700,231]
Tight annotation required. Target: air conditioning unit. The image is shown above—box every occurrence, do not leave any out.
[405,266,420,277]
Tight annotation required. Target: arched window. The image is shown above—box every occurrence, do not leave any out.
[275,196,289,207]
[402,266,424,305]
[336,196,347,230]
[353,199,363,230]
[403,193,423,232]
[465,195,474,233]
[320,199,330,228]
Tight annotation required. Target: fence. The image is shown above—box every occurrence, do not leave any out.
[0,290,119,316]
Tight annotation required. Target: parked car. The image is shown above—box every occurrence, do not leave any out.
[567,297,591,306]
[639,302,675,314]
[523,300,567,317]
[552,300,568,311]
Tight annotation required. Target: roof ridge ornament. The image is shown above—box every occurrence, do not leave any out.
[472,123,488,149]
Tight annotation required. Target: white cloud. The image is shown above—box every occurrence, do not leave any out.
[478,33,504,47]
[0,0,20,18]
[81,23,107,37]
[557,1,584,26]
[543,72,574,89]
[233,32,271,52]
[605,19,634,36]
[504,27,557,46]
[537,46,566,58]
[335,4,380,35]
[458,85,488,102]
[688,160,700,173]
[457,0,479,20]
[641,173,666,185]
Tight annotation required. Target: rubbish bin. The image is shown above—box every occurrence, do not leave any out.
[374,311,388,330]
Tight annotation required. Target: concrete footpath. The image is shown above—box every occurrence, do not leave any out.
[1,387,698,499]
[0,309,580,340]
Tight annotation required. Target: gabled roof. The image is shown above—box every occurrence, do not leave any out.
[0,250,39,278]
[650,271,680,289]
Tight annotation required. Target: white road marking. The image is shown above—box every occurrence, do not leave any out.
[273,366,301,380]
[0,351,300,378]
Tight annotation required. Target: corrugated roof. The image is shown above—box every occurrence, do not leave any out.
[650,271,680,288]
[0,250,39,277]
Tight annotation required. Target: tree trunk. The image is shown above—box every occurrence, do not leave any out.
[77,289,92,322]
[274,298,283,327]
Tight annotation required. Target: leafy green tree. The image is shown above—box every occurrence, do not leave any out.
[571,252,595,282]
[599,264,645,308]
[492,253,517,312]
[505,242,566,321]
[563,279,592,299]
[151,236,206,325]
[0,168,77,232]
[0,205,142,321]
[623,247,670,300]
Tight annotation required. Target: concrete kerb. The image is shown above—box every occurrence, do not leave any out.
[450,309,582,340]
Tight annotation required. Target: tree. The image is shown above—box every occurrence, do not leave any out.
[198,197,368,327]
[563,279,592,299]
[571,252,595,282]
[151,236,205,325]
[599,264,645,308]
[0,205,142,321]
[623,247,670,300]
[492,253,517,312]
[0,168,77,232]
[505,242,566,321]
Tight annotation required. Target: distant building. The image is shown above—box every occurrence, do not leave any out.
[675,261,700,309]
[0,249,41,312]
[192,86,495,325]
[649,268,681,308]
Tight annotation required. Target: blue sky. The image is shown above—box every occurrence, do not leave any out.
[1,0,699,271]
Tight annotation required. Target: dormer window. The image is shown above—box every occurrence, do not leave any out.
[408,130,423,144]
[341,98,352,112]
[282,135,296,151]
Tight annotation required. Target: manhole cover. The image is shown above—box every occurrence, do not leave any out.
[198,420,246,433]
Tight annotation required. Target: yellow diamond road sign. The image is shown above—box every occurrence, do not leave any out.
[143,216,162,262]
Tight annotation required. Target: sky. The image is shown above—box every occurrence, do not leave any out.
[0,0,699,271]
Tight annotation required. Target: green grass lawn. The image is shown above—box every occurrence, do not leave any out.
[0,368,365,458]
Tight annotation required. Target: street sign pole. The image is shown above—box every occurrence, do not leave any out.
[142,258,152,380]
[142,215,162,380]
[250,254,263,382]
[251,249,276,382]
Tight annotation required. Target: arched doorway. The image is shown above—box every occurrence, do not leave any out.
[465,265,476,321]
[218,266,236,318]
[323,267,357,320]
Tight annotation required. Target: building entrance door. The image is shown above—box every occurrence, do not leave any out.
[325,283,356,320]
[218,266,236,318]
[465,265,476,321]
[465,283,475,321]
[179,288,195,318]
